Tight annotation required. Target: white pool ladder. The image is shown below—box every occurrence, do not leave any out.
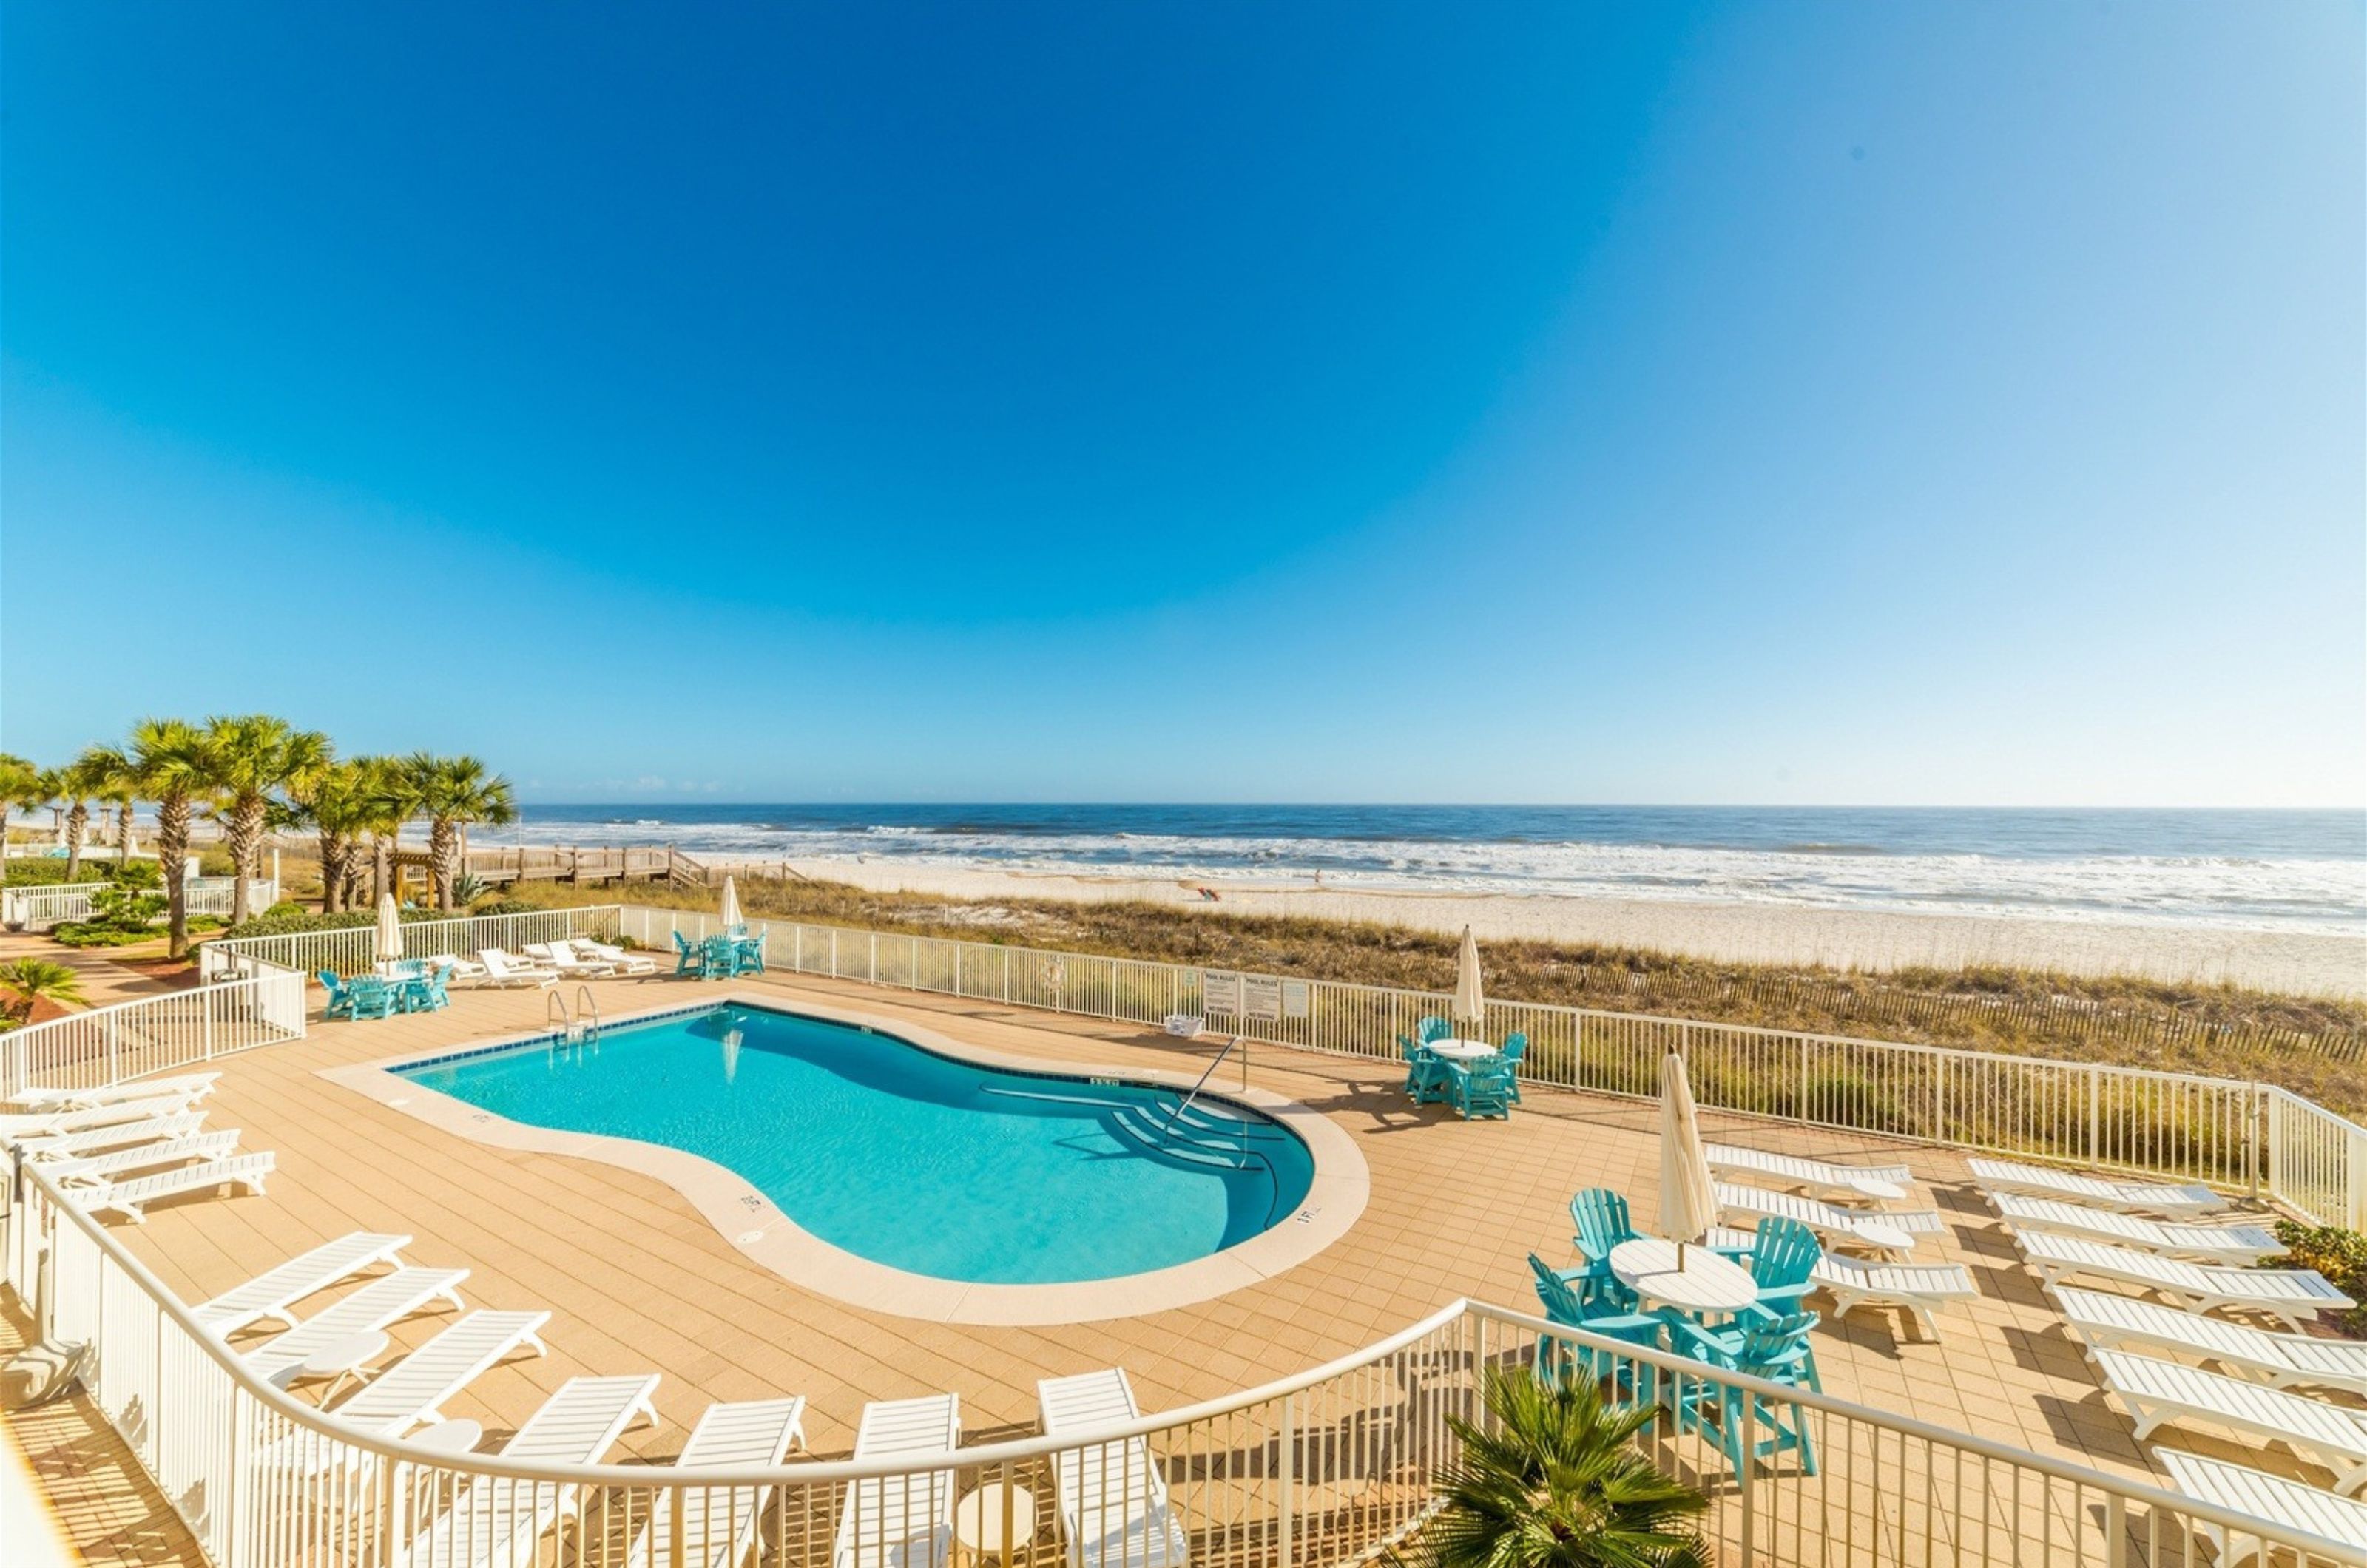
[546,986,602,1047]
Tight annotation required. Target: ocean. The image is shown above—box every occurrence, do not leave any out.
[506,805,2367,936]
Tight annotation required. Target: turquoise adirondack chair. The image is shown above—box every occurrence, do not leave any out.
[1568,1189,1641,1312]
[1527,1254,1664,1400]
[1448,1057,1516,1119]
[1671,1310,1822,1480]
[1415,1016,1453,1044]
[1397,1036,1449,1104]
[672,930,709,978]
[1498,1033,1528,1103]
[1738,1217,1823,1325]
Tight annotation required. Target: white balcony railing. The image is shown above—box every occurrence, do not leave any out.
[198,905,621,982]
[623,906,2367,1231]
[1,876,278,931]
[0,969,307,1099]
[4,1149,2357,1568]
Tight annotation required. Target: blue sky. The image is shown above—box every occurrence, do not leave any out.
[4,3,2360,806]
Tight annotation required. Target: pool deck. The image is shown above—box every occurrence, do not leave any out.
[14,967,2347,1561]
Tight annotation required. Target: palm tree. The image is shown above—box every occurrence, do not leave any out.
[0,958,88,1021]
[75,745,142,873]
[101,719,221,960]
[356,756,427,908]
[406,754,518,910]
[290,757,377,913]
[1394,1368,1707,1568]
[202,714,332,925]
[57,757,98,883]
[0,752,36,863]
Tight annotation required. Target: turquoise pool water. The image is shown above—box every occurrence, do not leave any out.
[397,1004,1314,1285]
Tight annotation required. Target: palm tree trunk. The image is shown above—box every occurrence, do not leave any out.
[429,818,457,910]
[116,802,135,863]
[64,803,87,882]
[317,831,345,913]
[159,795,192,960]
[229,798,266,925]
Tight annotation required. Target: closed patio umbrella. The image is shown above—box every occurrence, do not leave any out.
[719,875,742,932]
[1452,925,1485,1035]
[1658,1051,1718,1267]
[375,893,403,964]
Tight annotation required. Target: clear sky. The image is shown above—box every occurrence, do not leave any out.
[4,3,2360,806]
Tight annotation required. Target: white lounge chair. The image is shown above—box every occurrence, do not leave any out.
[1990,1192,2282,1265]
[2091,1348,2367,1496]
[5,1070,221,1112]
[395,1373,660,1568]
[2016,1231,2354,1333]
[0,1092,206,1140]
[479,949,558,988]
[192,1232,413,1334]
[1967,1157,2224,1217]
[421,953,491,987]
[1704,1143,1914,1203]
[831,1393,961,1568]
[66,1151,276,1223]
[296,1310,550,1450]
[1040,1368,1189,1568]
[625,1397,811,1568]
[18,1109,209,1160]
[526,942,613,976]
[41,1129,243,1186]
[2153,1450,2367,1567]
[1715,1182,1944,1255]
[1808,1253,1977,1339]
[243,1268,471,1386]
[2055,1285,2367,1400]
[570,938,657,977]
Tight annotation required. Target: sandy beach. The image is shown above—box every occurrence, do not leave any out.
[709,856,2367,998]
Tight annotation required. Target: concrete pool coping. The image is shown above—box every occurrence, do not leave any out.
[320,988,1371,1325]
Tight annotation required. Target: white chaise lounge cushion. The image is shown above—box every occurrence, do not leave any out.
[1967,1157,2224,1217]
[1715,1182,1943,1254]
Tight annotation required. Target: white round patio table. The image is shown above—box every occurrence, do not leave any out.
[405,1419,484,1457]
[1609,1238,1757,1318]
[1843,1220,1918,1257]
[953,1484,1038,1566]
[1840,1176,1909,1203]
[292,1329,388,1405]
[1425,1039,1496,1063]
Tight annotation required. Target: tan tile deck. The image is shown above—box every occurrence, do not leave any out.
[25,970,2354,1563]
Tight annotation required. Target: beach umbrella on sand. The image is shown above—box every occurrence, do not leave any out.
[719,875,743,931]
[1452,925,1485,1035]
[1658,1051,1718,1267]
[375,893,403,964]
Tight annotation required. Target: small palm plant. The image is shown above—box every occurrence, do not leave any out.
[1397,1368,1707,1568]
[0,959,87,1021]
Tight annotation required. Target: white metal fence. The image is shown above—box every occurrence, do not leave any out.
[0,970,307,1098]
[199,905,621,982]
[1,876,277,931]
[4,1152,2356,1568]
[624,907,2367,1229]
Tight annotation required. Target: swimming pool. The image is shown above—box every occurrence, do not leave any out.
[396,1003,1316,1285]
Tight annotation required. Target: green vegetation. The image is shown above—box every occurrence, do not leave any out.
[1394,1368,1706,1568]
[2274,1223,2367,1337]
[504,873,2367,1113]
[25,721,516,956]
[0,859,112,887]
[0,959,87,1021]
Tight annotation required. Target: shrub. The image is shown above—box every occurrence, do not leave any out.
[0,859,109,887]
[0,958,87,1018]
[473,898,541,916]
[198,847,236,877]
[2273,1221,2367,1337]
[53,922,165,948]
